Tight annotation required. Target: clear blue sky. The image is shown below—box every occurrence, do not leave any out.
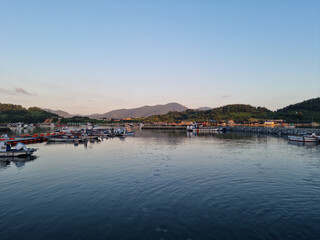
[0,0,319,114]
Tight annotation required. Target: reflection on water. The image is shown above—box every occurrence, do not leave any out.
[0,130,320,240]
[0,155,37,171]
[288,140,319,148]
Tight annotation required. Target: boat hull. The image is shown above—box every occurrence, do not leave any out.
[288,136,318,142]
[0,150,36,157]
[80,136,99,140]
[48,138,80,143]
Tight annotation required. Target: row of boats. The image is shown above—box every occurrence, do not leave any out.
[48,128,134,143]
[7,123,36,129]
[0,127,135,157]
[1,125,318,158]
[186,125,230,133]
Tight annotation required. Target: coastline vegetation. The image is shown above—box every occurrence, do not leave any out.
[138,98,320,123]
[0,104,58,123]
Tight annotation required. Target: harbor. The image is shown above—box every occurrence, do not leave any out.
[1,129,320,240]
[0,126,135,158]
[1,124,320,150]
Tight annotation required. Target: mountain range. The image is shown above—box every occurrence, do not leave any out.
[43,103,188,119]
[41,97,320,121]
[142,97,320,123]
[88,103,187,119]
[42,108,74,118]
[2,97,319,123]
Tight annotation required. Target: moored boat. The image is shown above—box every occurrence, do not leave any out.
[79,134,99,140]
[186,125,195,132]
[47,137,81,143]
[0,142,37,157]
[114,128,134,137]
[288,133,318,142]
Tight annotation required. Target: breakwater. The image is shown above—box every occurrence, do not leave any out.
[141,125,320,136]
[230,126,320,136]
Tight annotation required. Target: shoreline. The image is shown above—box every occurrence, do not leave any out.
[141,125,320,136]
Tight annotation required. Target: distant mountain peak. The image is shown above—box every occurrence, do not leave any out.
[89,103,188,119]
[42,108,73,118]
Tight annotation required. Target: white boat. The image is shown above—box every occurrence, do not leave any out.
[186,123,197,132]
[0,142,37,157]
[186,125,195,132]
[114,128,134,137]
[0,134,10,140]
[288,133,318,142]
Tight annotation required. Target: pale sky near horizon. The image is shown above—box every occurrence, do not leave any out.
[0,0,319,115]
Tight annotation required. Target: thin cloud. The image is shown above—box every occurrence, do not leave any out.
[0,88,15,95]
[221,95,230,98]
[15,88,36,96]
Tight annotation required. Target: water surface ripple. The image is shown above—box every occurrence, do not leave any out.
[1,130,320,240]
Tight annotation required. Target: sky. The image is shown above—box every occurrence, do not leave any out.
[0,0,319,115]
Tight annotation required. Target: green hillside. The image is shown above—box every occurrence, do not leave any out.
[274,97,320,122]
[0,103,59,123]
[1,97,319,124]
[142,104,272,123]
[142,98,320,123]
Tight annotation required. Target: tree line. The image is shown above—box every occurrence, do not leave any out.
[0,103,59,123]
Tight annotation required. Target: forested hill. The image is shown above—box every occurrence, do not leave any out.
[142,104,272,123]
[0,103,59,123]
[142,98,320,123]
[277,97,320,112]
[274,97,320,121]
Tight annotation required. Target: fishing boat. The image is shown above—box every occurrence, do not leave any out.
[0,142,37,157]
[121,131,135,137]
[79,134,99,140]
[47,137,81,143]
[114,128,134,137]
[0,134,10,140]
[288,133,318,143]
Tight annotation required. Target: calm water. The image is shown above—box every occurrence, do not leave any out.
[1,130,320,240]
